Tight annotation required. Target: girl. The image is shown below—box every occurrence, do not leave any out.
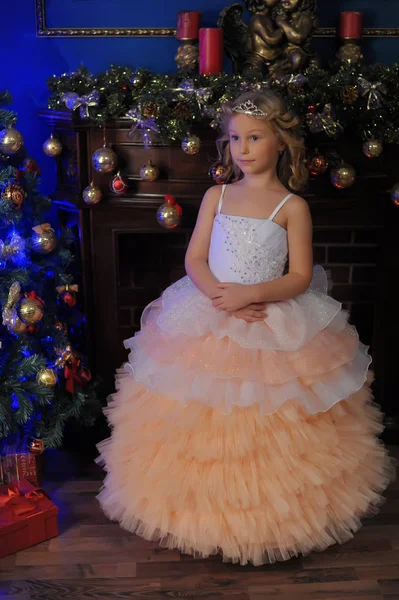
[96,90,394,566]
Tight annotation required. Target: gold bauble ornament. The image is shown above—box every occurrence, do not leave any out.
[32,224,57,254]
[83,182,102,205]
[36,368,58,387]
[337,42,364,64]
[390,182,399,207]
[181,134,201,155]
[330,163,356,190]
[340,85,359,105]
[18,296,44,324]
[175,44,198,71]
[362,139,383,159]
[156,195,183,229]
[140,160,159,182]
[0,127,24,154]
[92,145,118,173]
[42,134,63,157]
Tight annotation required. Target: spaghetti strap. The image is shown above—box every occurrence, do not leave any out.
[217,184,227,215]
[268,193,293,222]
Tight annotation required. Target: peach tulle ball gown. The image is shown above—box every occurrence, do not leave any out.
[96,185,395,566]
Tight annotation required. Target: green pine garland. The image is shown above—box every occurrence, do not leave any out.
[47,62,399,144]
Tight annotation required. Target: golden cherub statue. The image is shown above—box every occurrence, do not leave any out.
[218,0,318,77]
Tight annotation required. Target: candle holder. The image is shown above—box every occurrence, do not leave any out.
[175,11,201,73]
[337,12,364,64]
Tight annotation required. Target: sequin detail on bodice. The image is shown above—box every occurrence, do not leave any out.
[208,214,288,285]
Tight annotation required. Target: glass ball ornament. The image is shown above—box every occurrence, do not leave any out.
[156,195,182,229]
[181,134,201,155]
[140,160,159,182]
[92,145,118,173]
[1,183,26,208]
[17,296,45,324]
[109,172,128,194]
[43,134,63,158]
[83,182,102,205]
[0,127,24,154]
[307,151,328,176]
[209,163,229,184]
[362,139,383,159]
[36,368,58,387]
[330,163,356,189]
[59,289,77,308]
[32,227,57,254]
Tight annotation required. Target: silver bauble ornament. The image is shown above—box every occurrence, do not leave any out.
[181,134,201,155]
[92,145,117,173]
[330,163,356,189]
[83,182,102,205]
[140,160,159,182]
[362,139,383,159]
[32,226,57,254]
[43,134,63,157]
[0,128,24,154]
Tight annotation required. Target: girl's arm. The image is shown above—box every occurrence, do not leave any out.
[185,186,221,299]
[251,196,313,302]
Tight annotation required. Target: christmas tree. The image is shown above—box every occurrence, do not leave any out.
[0,91,99,454]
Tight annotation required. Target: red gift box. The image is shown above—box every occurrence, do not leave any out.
[0,452,44,487]
[0,479,58,558]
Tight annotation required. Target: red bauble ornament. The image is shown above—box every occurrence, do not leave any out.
[78,366,92,384]
[54,320,68,333]
[28,438,45,455]
[24,158,41,175]
[165,194,183,215]
[307,151,328,176]
[110,172,128,194]
[1,183,27,208]
[61,290,77,308]
[121,84,128,91]
[307,105,317,114]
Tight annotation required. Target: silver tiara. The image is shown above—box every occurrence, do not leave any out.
[232,100,266,118]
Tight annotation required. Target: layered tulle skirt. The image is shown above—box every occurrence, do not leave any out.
[96,273,395,566]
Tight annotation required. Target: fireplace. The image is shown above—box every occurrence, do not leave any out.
[39,110,398,437]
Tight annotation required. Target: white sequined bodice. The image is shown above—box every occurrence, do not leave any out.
[208,186,291,285]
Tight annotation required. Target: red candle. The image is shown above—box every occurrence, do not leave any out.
[176,11,201,41]
[199,28,224,75]
[340,12,363,39]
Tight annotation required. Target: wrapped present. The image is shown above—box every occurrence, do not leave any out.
[0,479,58,558]
[0,451,44,486]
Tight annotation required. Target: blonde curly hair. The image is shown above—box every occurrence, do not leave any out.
[215,90,308,192]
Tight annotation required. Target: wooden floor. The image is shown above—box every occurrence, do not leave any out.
[1,448,399,600]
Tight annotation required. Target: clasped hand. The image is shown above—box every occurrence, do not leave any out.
[211,283,267,323]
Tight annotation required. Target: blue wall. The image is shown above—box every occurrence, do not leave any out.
[1,0,398,195]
